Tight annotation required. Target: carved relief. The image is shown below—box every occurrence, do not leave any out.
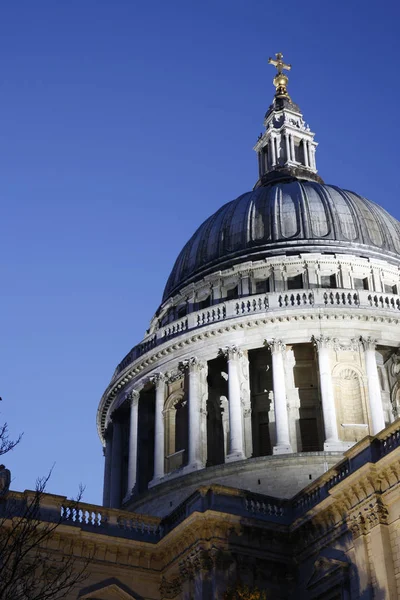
[360,336,378,352]
[311,335,332,350]
[264,339,285,354]
[179,357,206,373]
[218,345,243,360]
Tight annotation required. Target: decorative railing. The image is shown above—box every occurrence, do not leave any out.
[236,295,269,314]
[244,494,286,518]
[196,305,226,326]
[7,421,400,541]
[278,292,314,307]
[114,288,400,377]
[159,317,188,339]
[368,293,400,310]
[59,500,161,539]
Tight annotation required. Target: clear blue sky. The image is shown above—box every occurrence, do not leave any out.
[1,1,399,505]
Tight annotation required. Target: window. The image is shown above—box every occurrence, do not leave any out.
[384,283,397,294]
[353,277,369,290]
[287,274,303,290]
[226,286,239,300]
[255,278,270,294]
[294,140,302,163]
[320,274,337,288]
[197,296,211,310]
[176,304,187,318]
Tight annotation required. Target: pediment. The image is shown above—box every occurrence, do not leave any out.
[78,578,139,599]
[307,555,349,589]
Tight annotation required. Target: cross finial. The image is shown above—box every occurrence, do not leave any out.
[268,52,291,75]
[268,53,291,97]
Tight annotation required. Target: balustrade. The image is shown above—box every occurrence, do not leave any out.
[244,495,286,517]
[196,305,226,326]
[114,288,400,376]
[235,294,269,315]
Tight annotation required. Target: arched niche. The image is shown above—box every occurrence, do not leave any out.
[332,365,369,442]
[164,391,188,473]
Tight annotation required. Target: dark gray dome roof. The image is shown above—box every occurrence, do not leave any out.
[163,180,400,302]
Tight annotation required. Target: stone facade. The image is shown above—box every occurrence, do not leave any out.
[4,422,400,599]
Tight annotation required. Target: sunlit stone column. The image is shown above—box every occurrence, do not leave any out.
[312,335,341,450]
[150,373,166,482]
[126,390,140,499]
[361,337,385,434]
[265,340,292,454]
[284,132,291,163]
[290,134,295,163]
[304,140,309,167]
[270,137,277,166]
[109,415,123,508]
[102,424,113,508]
[179,357,205,470]
[219,346,245,461]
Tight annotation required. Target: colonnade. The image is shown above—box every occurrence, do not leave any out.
[264,134,315,170]
[103,336,387,508]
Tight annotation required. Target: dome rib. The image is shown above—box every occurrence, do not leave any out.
[162,181,400,302]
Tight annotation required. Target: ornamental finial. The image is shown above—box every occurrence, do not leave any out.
[268,52,291,97]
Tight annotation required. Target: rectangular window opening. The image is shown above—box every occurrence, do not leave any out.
[255,278,270,294]
[287,273,303,290]
[320,274,337,289]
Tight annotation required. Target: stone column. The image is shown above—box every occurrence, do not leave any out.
[270,137,276,166]
[303,139,309,167]
[102,425,113,508]
[239,350,252,458]
[285,132,291,163]
[125,390,140,499]
[219,346,245,461]
[179,357,205,470]
[109,415,123,508]
[290,134,295,163]
[312,336,341,450]
[150,373,166,482]
[361,337,385,434]
[265,340,292,454]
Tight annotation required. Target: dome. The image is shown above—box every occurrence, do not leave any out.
[163,180,400,301]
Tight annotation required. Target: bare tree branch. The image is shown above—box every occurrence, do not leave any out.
[0,418,90,599]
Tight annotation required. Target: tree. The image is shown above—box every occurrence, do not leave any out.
[224,584,268,600]
[0,419,89,599]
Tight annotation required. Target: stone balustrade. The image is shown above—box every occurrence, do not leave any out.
[5,421,400,540]
[113,288,400,378]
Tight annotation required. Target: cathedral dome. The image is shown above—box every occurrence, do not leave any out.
[163,180,400,301]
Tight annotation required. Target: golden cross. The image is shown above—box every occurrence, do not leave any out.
[268,52,291,75]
